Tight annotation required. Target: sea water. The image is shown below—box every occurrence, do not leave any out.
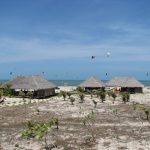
[1,80,150,86]
[50,80,150,86]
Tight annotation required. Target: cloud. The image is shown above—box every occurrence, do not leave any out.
[0,22,150,64]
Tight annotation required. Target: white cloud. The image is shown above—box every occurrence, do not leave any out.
[0,24,150,64]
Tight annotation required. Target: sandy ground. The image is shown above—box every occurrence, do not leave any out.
[0,86,150,150]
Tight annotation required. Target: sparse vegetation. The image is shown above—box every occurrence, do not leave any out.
[1,87,150,150]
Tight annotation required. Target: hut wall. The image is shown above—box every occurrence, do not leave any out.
[134,87,143,93]
[37,89,55,98]
[121,87,143,93]
[85,87,105,91]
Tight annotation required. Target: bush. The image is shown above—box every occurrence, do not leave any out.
[121,92,130,104]
[76,87,84,93]
[3,84,12,97]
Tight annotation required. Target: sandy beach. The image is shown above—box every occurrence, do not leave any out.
[0,86,150,150]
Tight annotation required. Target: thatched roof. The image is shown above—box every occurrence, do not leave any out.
[2,75,56,90]
[106,77,144,88]
[79,76,104,88]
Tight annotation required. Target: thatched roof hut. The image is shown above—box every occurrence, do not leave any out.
[2,75,57,98]
[79,76,105,90]
[106,77,144,93]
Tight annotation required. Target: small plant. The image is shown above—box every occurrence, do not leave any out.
[100,91,106,103]
[59,91,67,101]
[79,92,85,103]
[19,91,26,100]
[121,92,130,104]
[135,104,150,120]
[111,93,117,104]
[36,108,40,115]
[92,100,97,108]
[14,143,19,148]
[53,117,59,129]
[70,97,75,105]
[26,91,33,99]
[93,90,100,98]
[107,90,113,97]
[21,118,59,149]
[67,92,71,99]
[3,84,12,97]
[82,111,96,142]
[76,87,84,93]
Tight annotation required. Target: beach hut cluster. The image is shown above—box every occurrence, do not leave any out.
[1,75,144,99]
[79,76,144,93]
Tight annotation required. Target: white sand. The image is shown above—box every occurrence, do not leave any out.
[1,86,150,150]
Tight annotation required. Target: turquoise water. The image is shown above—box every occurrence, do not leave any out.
[1,80,150,86]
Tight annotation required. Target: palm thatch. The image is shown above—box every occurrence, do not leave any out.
[106,77,144,88]
[79,76,104,88]
[2,75,56,91]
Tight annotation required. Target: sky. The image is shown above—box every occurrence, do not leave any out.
[0,0,150,80]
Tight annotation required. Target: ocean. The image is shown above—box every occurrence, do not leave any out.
[42,80,150,86]
[1,80,150,86]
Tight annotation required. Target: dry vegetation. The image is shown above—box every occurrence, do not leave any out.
[0,89,150,150]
